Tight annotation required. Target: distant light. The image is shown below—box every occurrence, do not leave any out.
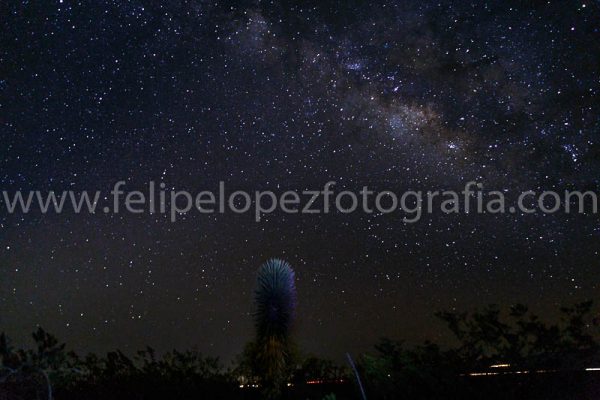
[585,367,600,371]
[490,363,510,368]
[468,372,500,376]
[466,368,560,377]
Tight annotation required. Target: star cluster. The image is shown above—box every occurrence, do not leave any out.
[0,1,599,360]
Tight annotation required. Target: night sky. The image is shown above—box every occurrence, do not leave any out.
[1,1,600,362]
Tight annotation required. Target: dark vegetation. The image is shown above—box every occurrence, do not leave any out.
[1,300,599,399]
[2,262,599,399]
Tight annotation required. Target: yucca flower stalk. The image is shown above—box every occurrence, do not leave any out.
[253,258,296,399]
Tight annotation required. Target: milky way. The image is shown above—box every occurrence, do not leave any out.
[1,1,599,361]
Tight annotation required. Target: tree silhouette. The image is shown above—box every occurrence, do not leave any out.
[435,301,600,370]
[0,327,75,400]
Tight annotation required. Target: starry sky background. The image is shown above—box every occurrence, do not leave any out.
[1,0,600,362]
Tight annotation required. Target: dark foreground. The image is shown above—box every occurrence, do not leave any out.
[2,301,600,399]
[2,370,600,400]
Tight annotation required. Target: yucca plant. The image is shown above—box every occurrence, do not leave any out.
[253,258,297,399]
